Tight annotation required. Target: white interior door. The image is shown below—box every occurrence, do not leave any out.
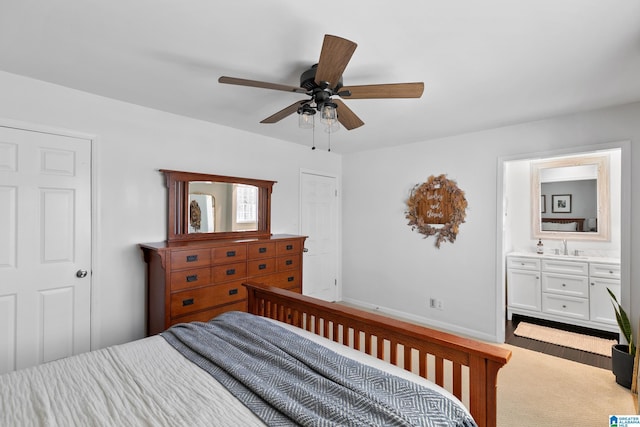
[300,171,338,301]
[0,125,91,373]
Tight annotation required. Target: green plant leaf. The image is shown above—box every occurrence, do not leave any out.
[608,287,635,356]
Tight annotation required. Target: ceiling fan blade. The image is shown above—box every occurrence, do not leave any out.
[219,76,307,94]
[314,35,358,88]
[333,99,364,130]
[340,82,424,99]
[260,100,307,124]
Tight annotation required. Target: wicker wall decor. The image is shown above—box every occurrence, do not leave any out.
[405,174,468,248]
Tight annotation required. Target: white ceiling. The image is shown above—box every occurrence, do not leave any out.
[1,0,639,154]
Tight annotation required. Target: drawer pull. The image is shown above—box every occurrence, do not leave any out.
[286,244,293,250]
[186,274,198,283]
[229,288,238,296]
[259,247,267,253]
[226,250,236,257]
[182,298,194,306]
[226,268,236,276]
[259,264,267,270]
[562,305,567,309]
[562,283,566,287]
[287,276,294,282]
[609,270,614,274]
[285,259,293,266]
[186,255,198,262]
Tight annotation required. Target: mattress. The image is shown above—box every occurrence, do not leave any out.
[0,316,472,426]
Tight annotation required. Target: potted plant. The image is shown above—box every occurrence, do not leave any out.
[608,288,635,389]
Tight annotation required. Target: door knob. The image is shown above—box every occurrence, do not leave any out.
[76,270,88,278]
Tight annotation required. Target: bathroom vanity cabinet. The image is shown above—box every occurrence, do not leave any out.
[506,253,620,333]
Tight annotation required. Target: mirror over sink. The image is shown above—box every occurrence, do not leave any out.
[530,154,610,242]
[161,169,276,243]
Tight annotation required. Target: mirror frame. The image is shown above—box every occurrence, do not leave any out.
[161,169,276,243]
[531,155,610,241]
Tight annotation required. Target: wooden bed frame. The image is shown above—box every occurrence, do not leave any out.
[245,282,511,427]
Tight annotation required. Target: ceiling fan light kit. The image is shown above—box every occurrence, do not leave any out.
[218,34,424,148]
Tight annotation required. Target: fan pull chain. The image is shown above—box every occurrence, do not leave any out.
[327,125,331,152]
[311,117,316,150]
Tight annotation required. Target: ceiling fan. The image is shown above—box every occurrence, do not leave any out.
[218,34,424,131]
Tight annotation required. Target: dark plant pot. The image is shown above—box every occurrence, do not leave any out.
[611,344,634,389]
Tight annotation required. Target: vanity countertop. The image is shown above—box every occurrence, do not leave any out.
[507,251,620,264]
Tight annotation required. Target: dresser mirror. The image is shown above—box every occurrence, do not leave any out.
[161,169,275,242]
[530,154,610,241]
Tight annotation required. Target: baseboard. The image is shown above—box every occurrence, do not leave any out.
[339,297,498,343]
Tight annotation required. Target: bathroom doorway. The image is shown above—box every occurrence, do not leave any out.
[496,141,630,359]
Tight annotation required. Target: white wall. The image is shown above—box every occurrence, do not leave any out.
[342,102,639,342]
[0,71,341,349]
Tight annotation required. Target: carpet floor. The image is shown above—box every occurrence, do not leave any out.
[513,321,617,357]
[497,344,635,427]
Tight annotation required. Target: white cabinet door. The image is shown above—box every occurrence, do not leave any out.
[507,269,541,312]
[589,278,620,325]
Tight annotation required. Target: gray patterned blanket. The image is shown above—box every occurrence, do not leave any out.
[161,311,477,427]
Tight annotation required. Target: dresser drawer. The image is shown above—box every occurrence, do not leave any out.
[170,267,211,291]
[276,239,303,255]
[507,257,540,271]
[247,258,276,276]
[265,270,302,289]
[171,281,247,317]
[589,263,620,280]
[541,293,589,320]
[541,259,588,276]
[170,249,211,270]
[171,300,247,326]
[211,245,247,264]
[248,242,276,259]
[542,273,589,298]
[212,262,247,283]
[276,254,300,271]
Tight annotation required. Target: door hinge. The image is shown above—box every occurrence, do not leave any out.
[335,189,338,197]
[334,278,337,286]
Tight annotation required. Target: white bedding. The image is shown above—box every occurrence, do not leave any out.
[0,317,470,426]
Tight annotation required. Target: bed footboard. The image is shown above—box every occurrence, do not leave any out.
[244,282,511,427]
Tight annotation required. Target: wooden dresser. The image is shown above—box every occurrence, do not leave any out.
[140,234,306,335]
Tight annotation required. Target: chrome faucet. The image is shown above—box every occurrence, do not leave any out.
[562,239,568,255]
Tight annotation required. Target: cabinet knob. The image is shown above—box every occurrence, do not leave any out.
[562,305,567,309]
[609,270,614,274]
[562,283,566,287]
[591,282,595,286]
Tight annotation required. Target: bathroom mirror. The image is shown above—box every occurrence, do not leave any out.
[161,169,275,242]
[531,155,610,241]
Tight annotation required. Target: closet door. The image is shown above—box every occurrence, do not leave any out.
[0,125,92,373]
[300,171,338,301]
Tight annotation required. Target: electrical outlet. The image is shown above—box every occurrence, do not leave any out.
[429,298,444,310]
